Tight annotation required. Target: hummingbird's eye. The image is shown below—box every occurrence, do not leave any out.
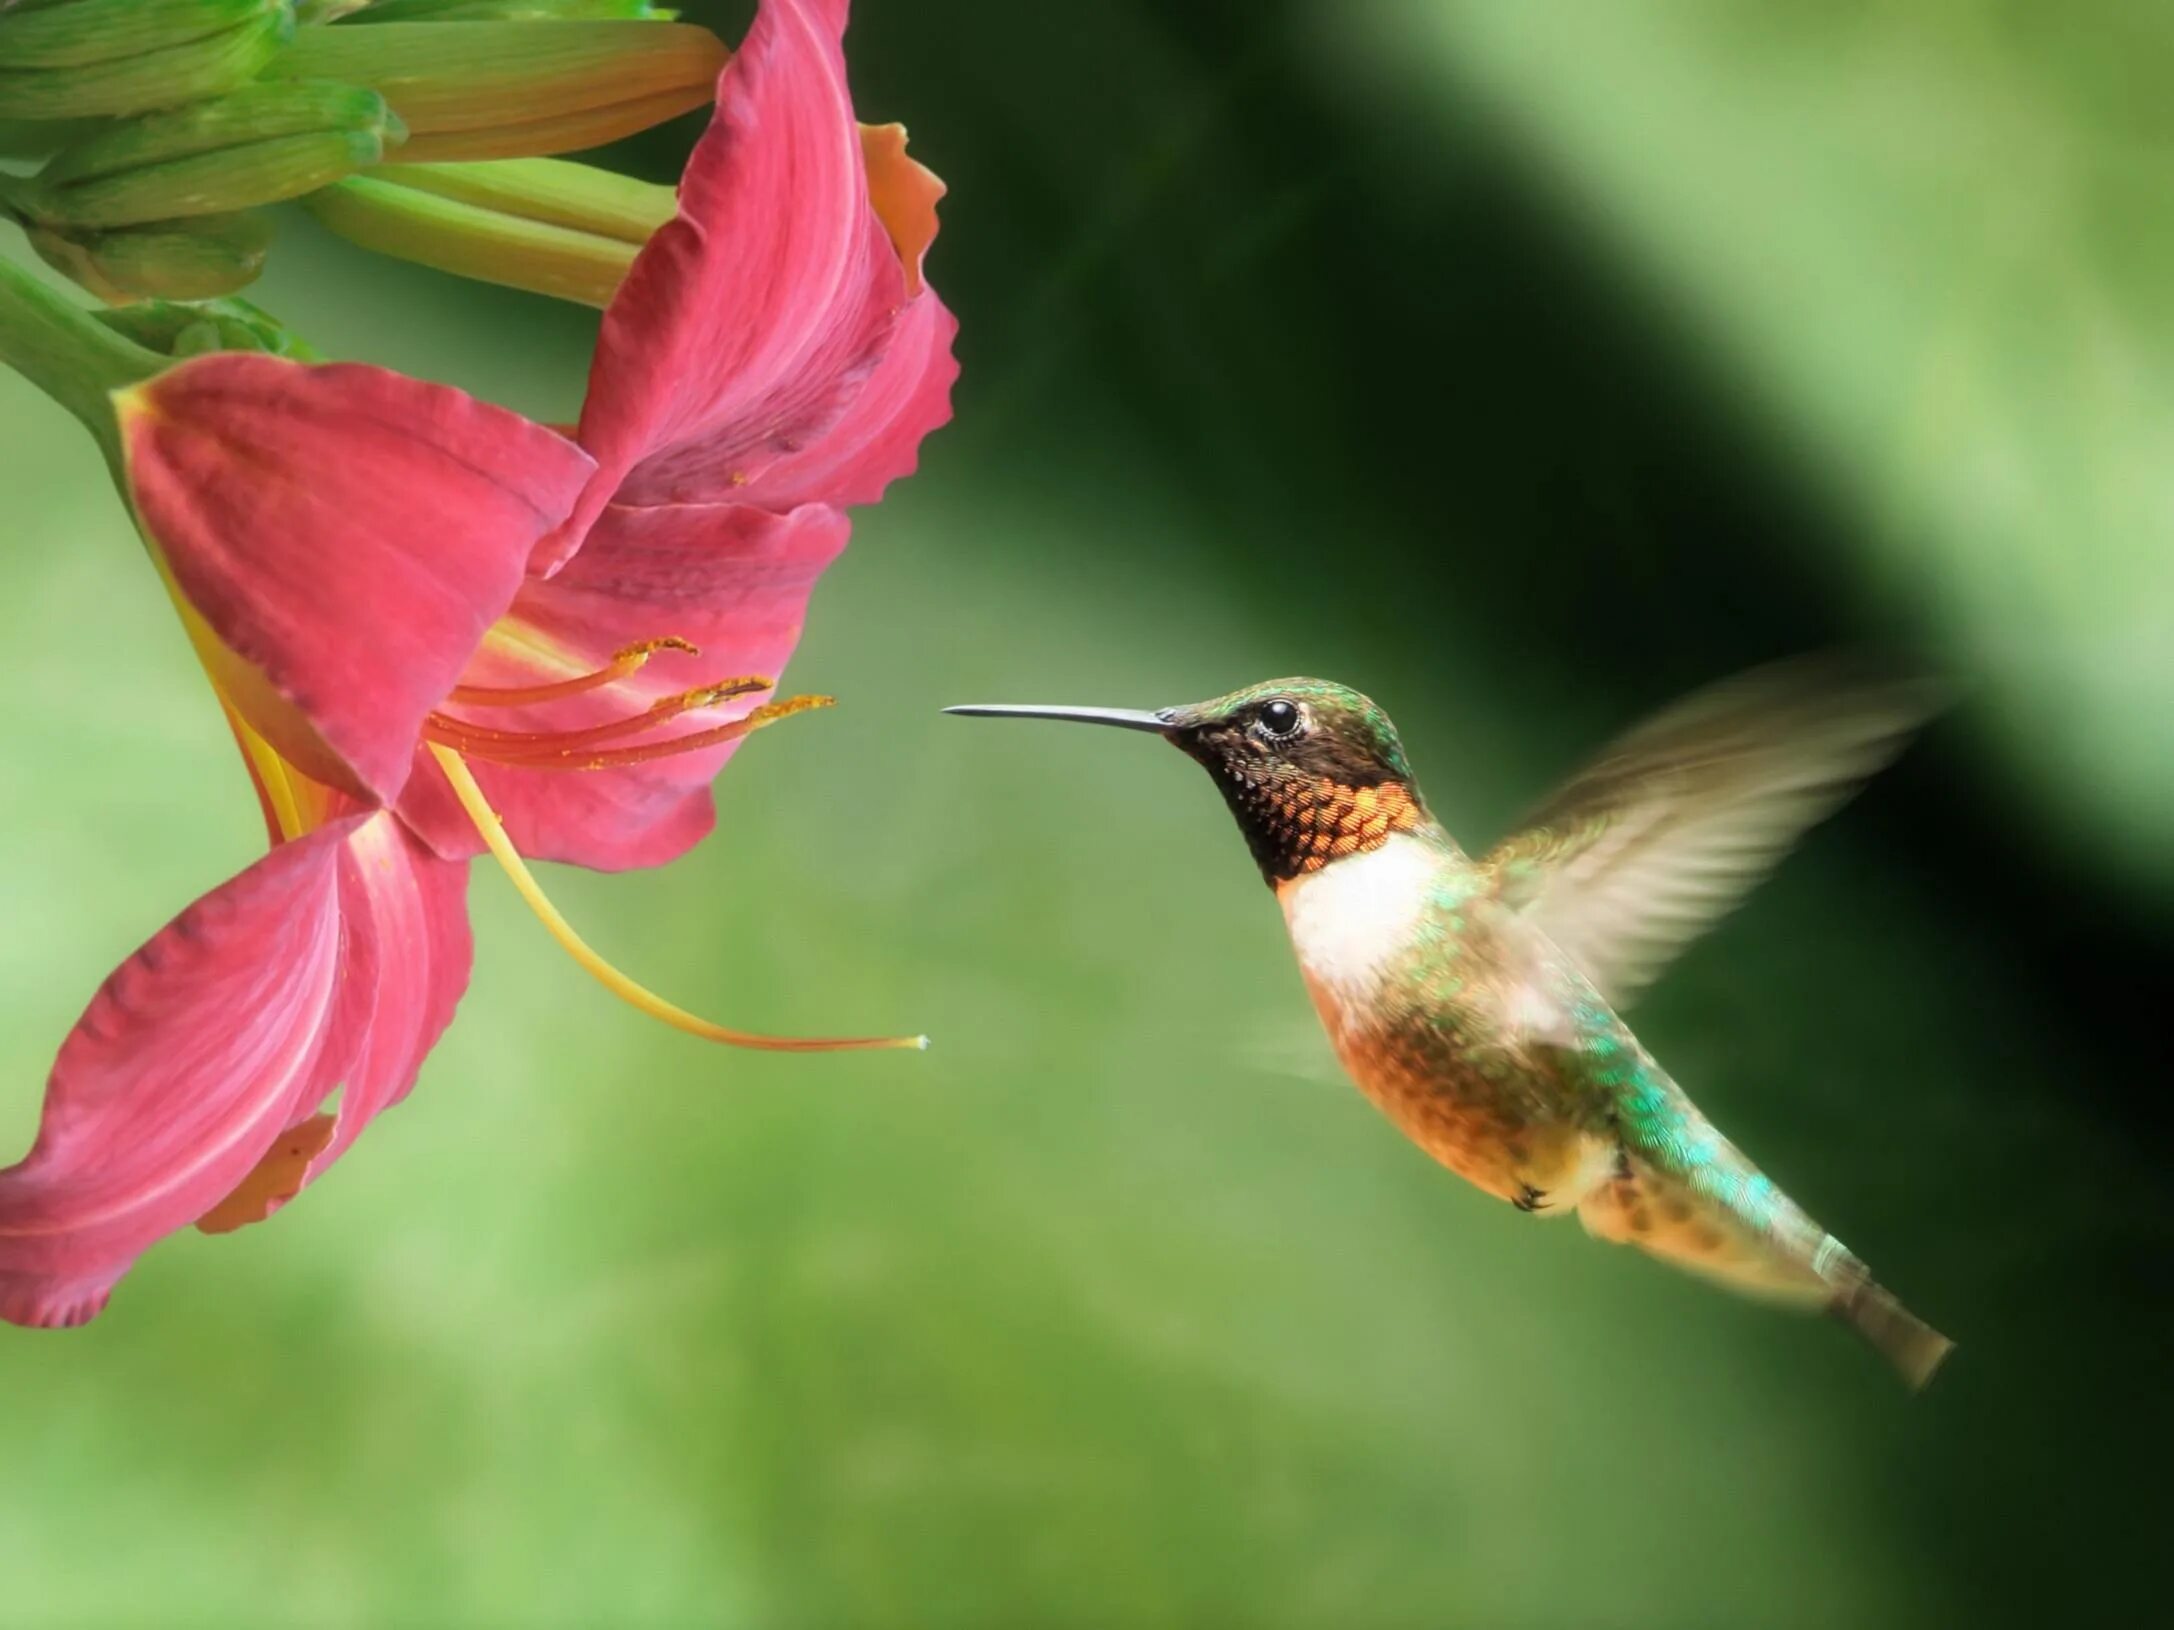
[1257,699,1302,739]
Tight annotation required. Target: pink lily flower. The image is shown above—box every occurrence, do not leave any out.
[0,361,584,1330]
[0,0,951,1328]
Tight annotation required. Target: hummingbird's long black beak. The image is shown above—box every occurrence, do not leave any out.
[942,703,1171,733]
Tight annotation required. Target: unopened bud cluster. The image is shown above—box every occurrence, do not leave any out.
[2,0,713,301]
[0,1,292,121]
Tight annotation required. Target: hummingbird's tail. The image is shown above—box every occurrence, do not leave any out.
[1581,1133,1956,1390]
[1830,1280,1955,1392]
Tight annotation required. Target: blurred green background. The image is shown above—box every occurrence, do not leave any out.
[4,1,2171,1624]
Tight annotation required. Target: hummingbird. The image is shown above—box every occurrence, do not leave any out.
[946,658,1954,1388]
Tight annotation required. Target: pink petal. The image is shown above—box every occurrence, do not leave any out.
[614,290,957,514]
[0,821,365,1328]
[0,813,473,1327]
[313,818,472,1181]
[123,355,596,805]
[204,815,473,1231]
[399,501,850,871]
[557,0,905,566]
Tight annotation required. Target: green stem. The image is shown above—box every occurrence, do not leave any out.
[0,253,162,452]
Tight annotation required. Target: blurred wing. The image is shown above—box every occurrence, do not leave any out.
[1483,656,1942,1008]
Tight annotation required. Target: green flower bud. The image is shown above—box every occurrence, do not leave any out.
[351,2,675,18]
[268,19,725,162]
[0,4,292,122]
[38,82,399,186]
[94,295,320,360]
[302,156,672,307]
[27,208,274,302]
[0,0,273,70]
[34,128,386,226]
[17,82,403,228]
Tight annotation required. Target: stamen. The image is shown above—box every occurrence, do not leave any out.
[462,695,834,771]
[447,636,701,708]
[427,743,928,1053]
[425,675,774,764]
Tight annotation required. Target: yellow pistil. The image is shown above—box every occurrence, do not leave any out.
[427,742,927,1054]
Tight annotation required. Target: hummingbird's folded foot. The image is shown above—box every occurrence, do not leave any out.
[1512,1183,1549,1213]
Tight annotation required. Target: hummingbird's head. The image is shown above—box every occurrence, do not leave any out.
[946,678,1434,885]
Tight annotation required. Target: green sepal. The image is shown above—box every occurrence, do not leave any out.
[0,5,292,122]
[302,157,672,307]
[18,84,402,228]
[0,0,269,71]
[268,19,724,162]
[27,208,275,302]
[94,295,320,360]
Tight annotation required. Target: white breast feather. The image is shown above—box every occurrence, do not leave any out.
[1278,834,1438,1012]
